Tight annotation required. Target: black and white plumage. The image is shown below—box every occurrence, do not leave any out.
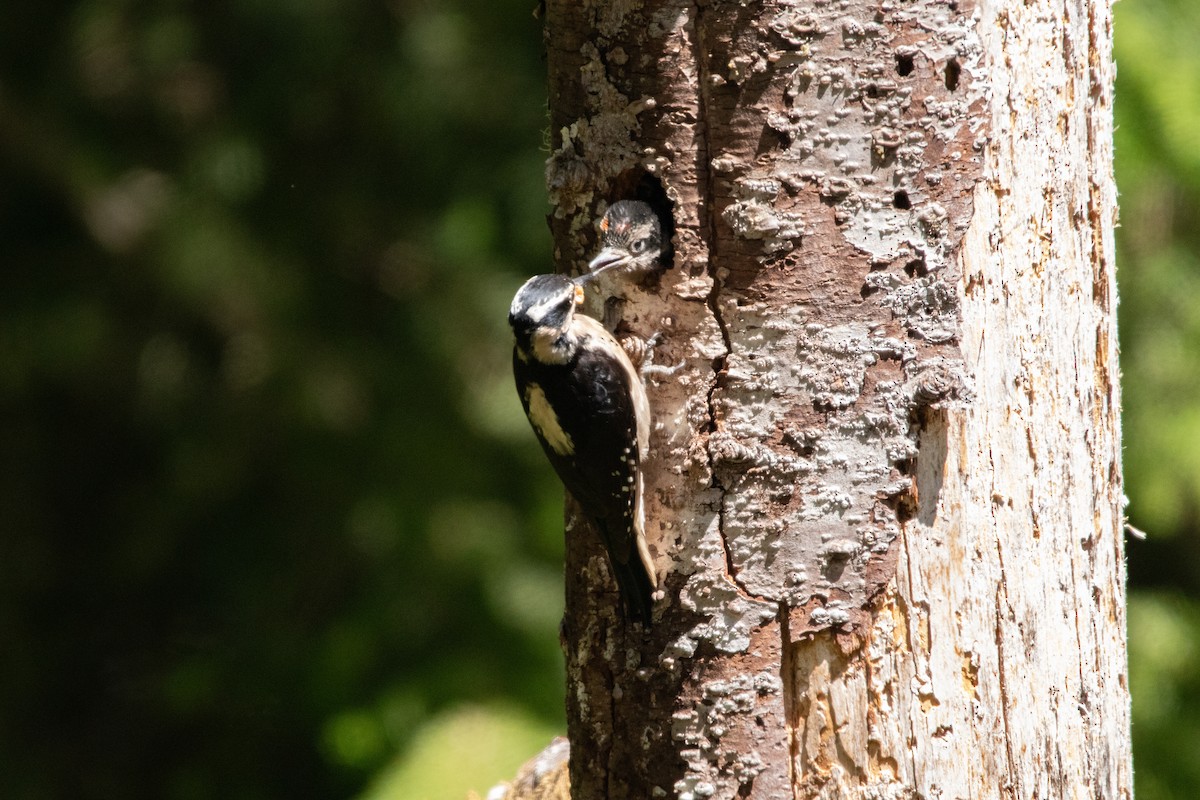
[587,200,664,279]
[509,273,657,624]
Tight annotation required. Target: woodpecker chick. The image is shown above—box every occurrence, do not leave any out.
[509,273,658,624]
[588,200,665,279]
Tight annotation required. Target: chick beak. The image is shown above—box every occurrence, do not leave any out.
[587,247,630,274]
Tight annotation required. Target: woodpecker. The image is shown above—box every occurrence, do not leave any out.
[509,273,657,624]
[588,200,665,279]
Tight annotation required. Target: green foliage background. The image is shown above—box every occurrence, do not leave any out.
[0,1,1192,798]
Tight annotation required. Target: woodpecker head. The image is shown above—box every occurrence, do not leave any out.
[588,200,664,277]
[509,273,586,359]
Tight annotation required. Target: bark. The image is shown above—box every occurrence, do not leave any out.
[541,0,1130,797]
[489,738,571,800]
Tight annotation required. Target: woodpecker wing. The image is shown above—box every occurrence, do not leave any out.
[513,318,655,620]
[513,345,641,548]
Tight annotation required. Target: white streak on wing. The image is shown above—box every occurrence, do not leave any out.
[525,383,574,455]
[634,469,657,588]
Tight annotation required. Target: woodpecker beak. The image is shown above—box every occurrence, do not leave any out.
[587,247,630,274]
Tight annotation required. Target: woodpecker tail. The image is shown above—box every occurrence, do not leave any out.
[610,554,655,626]
[590,516,655,626]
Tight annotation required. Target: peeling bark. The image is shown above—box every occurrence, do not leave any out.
[542,0,1130,797]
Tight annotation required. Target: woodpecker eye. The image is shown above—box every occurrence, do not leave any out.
[631,239,648,254]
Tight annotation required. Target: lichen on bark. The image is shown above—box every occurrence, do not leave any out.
[701,0,985,640]
[543,0,1002,795]
[548,0,983,626]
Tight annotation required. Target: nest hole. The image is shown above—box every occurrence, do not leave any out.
[944,59,961,91]
[608,168,677,273]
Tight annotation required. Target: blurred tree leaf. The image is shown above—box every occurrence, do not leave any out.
[1127,594,1200,800]
[0,1,563,798]
[359,704,561,800]
[1115,0,1200,546]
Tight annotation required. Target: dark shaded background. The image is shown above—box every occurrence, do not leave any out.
[0,1,1195,798]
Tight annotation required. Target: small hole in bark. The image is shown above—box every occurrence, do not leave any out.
[903,257,927,277]
[944,59,961,91]
[812,397,837,413]
[782,430,815,458]
[895,54,915,76]
[948,0,959,10]
[892,190,911,209]
[880,466,918,522]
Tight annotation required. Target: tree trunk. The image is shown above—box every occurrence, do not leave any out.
[541,0,1130,797]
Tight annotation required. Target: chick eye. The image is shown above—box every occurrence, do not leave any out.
[631,239,648,254]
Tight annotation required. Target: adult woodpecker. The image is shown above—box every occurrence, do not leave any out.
[508,272,657,624]
[587,200,665,279]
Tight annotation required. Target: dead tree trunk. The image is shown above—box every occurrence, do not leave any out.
[541,0,1130,797]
